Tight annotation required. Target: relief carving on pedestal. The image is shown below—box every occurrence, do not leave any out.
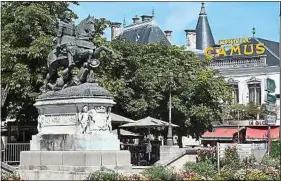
[77,105,112,134]
[37,115,45,134]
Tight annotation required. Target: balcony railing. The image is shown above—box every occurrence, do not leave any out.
[210,55,267,68]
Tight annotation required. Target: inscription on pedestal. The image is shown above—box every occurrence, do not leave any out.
[42,114,77,126]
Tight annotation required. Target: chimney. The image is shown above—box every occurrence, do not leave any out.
[110,22,122,41]
[184,29,196,49]
[164,30,172,43]
[141,15,153,22]
[132,15,140,24]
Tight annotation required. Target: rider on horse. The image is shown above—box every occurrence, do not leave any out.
[56,10,76,68]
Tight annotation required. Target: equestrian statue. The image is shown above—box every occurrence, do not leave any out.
[45,11,113,91]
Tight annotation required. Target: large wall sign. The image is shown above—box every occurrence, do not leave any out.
[204,37,265,58]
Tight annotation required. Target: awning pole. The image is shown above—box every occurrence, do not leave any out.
[148,128,151,161]
[268,125,271,155]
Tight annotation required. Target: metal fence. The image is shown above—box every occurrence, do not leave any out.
[2,143,30,165]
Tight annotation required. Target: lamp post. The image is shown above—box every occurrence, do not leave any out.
[157,71,184,146]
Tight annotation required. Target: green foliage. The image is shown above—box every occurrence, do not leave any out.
[97,38,231,138]
[91,18,111,47]
[2,6,231,140]
[1,2,78,122]
[197,148,217,164]
[85,170,121,181]
[221,103,261,121]
[262,155,280,167]
[245,102,260,119]
[270,141,280,159]
[184,160,217,179]
[141,166,174,180]
[1,172,24,181]
[220,146,241,170]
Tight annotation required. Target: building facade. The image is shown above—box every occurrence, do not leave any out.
[108,2,280,146]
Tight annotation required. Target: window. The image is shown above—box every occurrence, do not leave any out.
[230,84,239,104]
[248,83,261,105]
[228,78,239,104]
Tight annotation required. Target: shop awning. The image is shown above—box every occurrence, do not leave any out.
[246,127,279,140]
[202,128,239,140]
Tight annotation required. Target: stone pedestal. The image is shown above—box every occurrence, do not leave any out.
[19,83,132,180]
[30,132,120,151]
[30,83,119,151]
[18,151,132,180]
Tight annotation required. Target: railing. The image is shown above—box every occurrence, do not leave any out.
[210,55,266,68]
[2,143,30,165]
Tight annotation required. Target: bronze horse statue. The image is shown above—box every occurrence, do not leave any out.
[45,15,113,91]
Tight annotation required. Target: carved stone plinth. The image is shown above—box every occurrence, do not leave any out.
[30,83,120,151]
[18,150,132,180]
[30,132,120,151]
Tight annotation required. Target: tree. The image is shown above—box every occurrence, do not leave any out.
[95,38,231,139]
[1,2,78,122]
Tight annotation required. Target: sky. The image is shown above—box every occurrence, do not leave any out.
[69,2,279,46]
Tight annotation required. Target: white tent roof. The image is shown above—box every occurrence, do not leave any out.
[120,116,179,128]
[112,129,140,137]
[111,113,136,123]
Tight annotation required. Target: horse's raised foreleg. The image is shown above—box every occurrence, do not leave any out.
[87,49,94,64]
[93,46,113,58]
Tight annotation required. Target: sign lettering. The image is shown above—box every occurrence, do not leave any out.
[205,37,265,57]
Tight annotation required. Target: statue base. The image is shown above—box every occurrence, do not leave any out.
[30,132,120,151]
[18,150,132,180]
[18,83,132,180]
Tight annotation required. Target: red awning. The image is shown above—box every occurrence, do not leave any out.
[246,127,279,140]
[202,128,238,138]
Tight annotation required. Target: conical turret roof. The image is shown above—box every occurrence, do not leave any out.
[195,2,215,50]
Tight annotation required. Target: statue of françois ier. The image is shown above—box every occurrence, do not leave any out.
[44,10,114,91]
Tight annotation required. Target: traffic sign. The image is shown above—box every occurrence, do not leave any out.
[265,78,276,93]
[265,115,277,125]
[266,94,277,104]
[265,105,277,112]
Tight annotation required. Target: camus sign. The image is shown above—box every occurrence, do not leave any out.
[205,37,265,58]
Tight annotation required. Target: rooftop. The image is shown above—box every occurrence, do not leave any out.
[118,16,171,45]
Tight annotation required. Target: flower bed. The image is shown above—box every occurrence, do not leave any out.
[1,173,24,181]
[84,144,280,181]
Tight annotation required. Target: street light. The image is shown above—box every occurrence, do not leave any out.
[157,71,185,146]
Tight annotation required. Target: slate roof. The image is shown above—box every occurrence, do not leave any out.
[216,38,280,67]
[118,21,171,45]
[195,2,215,50]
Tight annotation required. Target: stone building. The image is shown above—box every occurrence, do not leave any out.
[110,13,171,45]
[110,2,280,108]
[109,2,280,147]
[212,38,280,107]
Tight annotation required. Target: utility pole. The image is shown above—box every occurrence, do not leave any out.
[264,78,277,155]
[238,110,240,143]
